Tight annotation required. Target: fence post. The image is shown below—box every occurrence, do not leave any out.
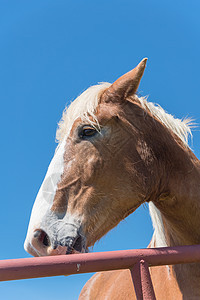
[130,260,156,300]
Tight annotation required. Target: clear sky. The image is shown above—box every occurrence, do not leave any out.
[1,1,200,299]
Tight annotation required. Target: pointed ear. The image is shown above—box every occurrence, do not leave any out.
[101,58,147,103]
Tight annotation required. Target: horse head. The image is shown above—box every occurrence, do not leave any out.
[24,58,185,256]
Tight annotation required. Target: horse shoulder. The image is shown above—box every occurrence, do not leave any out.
[150,265,182,300]
[79,269,137,300]
[79,265,183,300]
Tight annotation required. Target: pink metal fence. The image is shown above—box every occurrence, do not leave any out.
[1,244,200,300]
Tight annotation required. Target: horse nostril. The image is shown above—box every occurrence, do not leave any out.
[73,235,83,252]
[43,233,50,247]
[33,230,50,247]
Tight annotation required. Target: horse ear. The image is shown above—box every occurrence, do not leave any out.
[102,58,147,102]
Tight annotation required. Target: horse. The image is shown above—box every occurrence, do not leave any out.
[24,58,200,299]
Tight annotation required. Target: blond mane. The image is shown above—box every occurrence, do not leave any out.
[56,82,193,247]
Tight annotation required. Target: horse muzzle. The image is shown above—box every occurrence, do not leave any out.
[27,224,86,256]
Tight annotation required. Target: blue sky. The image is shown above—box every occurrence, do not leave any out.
[1,1,200,299]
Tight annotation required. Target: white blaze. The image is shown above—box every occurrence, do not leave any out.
[24,138,66,252]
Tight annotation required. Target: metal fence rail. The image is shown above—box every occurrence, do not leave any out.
[1,244,200,299]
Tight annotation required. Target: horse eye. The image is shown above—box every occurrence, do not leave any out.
[79,126,97,138]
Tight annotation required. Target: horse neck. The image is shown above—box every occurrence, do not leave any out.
[153,144,200,247]
[154,149,200,246]
[123,102,200,245]
[151,145,200,297]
